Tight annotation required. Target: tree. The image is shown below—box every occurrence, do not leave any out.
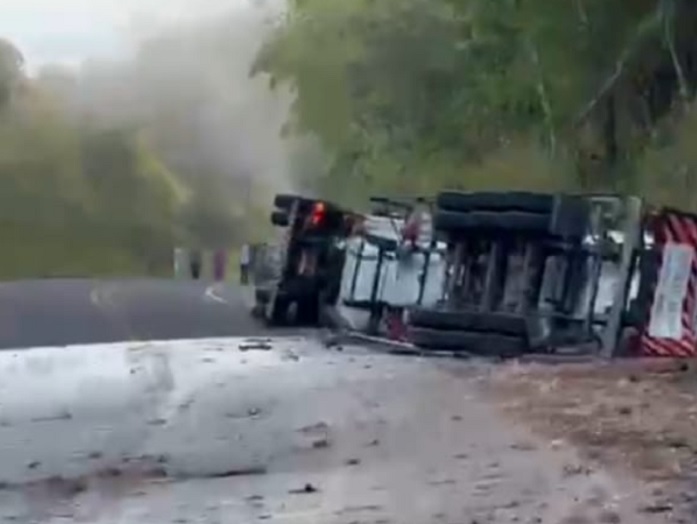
[0,39,23,109]
[255,0,697,199]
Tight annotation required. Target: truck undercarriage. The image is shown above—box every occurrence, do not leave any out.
[255,190,697,361]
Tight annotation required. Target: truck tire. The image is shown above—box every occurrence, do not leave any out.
[266,295,290,326]
[271,210,289,227]
[408,308,527,337]
[255,288,271,304]
[409,327,525,357]
[437,191,554,214]
[274,194,314,211]
[434,210,550,234]
[549,195,590,238]
[296,294,320,326]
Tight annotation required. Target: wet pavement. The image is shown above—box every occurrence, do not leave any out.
[0,337,669,523]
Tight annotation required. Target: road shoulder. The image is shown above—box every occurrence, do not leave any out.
[486,359,697,522]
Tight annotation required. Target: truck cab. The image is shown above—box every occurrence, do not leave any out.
[254,194,353,326]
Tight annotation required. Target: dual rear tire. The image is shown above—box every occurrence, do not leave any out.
[408,307,528,358]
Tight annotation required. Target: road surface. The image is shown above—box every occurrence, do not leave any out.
[0,279,676,522]
[0,338,668,523]
[0,279,263,349]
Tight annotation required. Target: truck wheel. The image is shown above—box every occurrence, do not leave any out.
[296,295,320,326]
[274,194,313,210]
[409,327,525,358]
[436,191,555,214]
[434,210,550,234]
[408,308,527,337]
[255,288,271,304]
[266,295,290,326]
[271,210,289,227]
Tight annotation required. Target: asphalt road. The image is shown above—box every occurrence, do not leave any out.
[0,279,265,349]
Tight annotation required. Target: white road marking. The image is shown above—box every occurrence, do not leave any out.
[90,284,117,309]
[204,284,228,304]
[89,287,101,306]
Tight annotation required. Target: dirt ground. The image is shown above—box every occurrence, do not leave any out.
[487,358,697,521]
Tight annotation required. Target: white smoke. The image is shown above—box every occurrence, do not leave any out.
[36,0,297,198]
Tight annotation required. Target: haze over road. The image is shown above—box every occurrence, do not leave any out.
[0,279,263,349]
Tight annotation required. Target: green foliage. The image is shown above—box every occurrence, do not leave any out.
[635,103,697,211]
[255,0,697,204]
[0,37,252,280]
[0,39,23,109]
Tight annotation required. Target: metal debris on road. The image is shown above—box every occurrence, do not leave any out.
[282,349,300,361]
[239,339,273,351]
[30,411,72,423]
[289,483,319,494]
[299,422,330,434]
[312,438,330,449]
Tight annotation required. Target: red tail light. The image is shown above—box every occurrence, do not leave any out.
[310,202,326,227]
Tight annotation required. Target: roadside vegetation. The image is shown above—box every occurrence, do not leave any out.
[3,1,697,278]
[254,0,697,210]
[0,13,281,279]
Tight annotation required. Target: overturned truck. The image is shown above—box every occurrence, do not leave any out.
[253,194,354,326]
[258,189,697,359]
[407,192,636,357]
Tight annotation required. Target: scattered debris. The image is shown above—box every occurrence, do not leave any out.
[30,410,72,423]
[289,483,319,494]
[511,441,537,452]
[428,479,456,486]
[299,422,329,434]
[197,466,268,479]
[178,398,195,413]
[282,350,300,362]
[101,467,123,478]
[562,463,593,477]
[598,509,621,523]
[638,502,673,513]
[239,339,272,352]
[336,504,383,514]
[312,438,330,449]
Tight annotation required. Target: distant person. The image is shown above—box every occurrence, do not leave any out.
[240,243,251,285]
[213,249,227,282]
[190,249,203,280]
